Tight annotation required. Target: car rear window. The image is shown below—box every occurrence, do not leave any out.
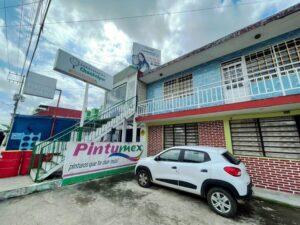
[222,152,240,165]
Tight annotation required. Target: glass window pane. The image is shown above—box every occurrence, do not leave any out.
[183,150,206,163]
[160,150,181,161]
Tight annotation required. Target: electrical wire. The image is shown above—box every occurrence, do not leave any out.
[0,0,282,28]
[0,0,40,10]
[16,0,25,73]
[3,0,11,72]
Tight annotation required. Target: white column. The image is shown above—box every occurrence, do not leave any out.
[132,116,137,142]
[80,83,89,127]
[121,119,127,142]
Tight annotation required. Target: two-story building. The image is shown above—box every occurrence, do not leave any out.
[136,4,300,195]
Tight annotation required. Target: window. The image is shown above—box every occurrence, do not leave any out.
[159,149,181,161]
[164,123,199,148]
[221,37,300,88]
[163,74,193,98]
[183,150,208,163]
[244,37,300,81]
[245,48,277,81]
[222,152,240,165]
[221,58,245,90]
[106,83,127,106]
[230,116,300,159]
[273,38,300,76]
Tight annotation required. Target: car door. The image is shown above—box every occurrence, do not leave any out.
[151,149,182,189]
[177,149,211,194]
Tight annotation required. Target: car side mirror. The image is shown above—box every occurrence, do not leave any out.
[154,156,160,161]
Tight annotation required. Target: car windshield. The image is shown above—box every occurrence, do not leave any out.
[222,152,240,165]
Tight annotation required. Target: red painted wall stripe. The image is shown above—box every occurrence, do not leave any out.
[136,94,300,122]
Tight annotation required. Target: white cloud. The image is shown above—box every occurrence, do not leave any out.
[0,0,299,125]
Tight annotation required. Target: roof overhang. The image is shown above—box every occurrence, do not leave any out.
[140,4,300,84]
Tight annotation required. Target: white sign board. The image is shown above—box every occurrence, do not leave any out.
[23,72,57,99]
[53,49,113,91]
[132,42,161,73]
[63,142,145,179]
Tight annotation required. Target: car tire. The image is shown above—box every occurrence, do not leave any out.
[207,187,237,218]
[136,169,152,188]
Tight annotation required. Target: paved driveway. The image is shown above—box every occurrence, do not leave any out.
[0,173,299,225]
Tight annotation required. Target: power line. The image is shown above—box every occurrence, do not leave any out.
[0,0,40,10]
[16,0,25,73]
[3,0,11,72]
[0,0,280,28]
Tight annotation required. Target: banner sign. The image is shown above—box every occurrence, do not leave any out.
[54,49,113,91]
[23,72,57,99]
[63,142,145,178]
[131,42,161,73]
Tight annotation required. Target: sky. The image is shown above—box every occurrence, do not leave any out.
[0,0,299,128]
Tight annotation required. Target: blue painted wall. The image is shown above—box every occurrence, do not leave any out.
[145,28,300,114]
[6,115,78,150]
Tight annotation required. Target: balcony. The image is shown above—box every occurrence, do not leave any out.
[137,69,300,117]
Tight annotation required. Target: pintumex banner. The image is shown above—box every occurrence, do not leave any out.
[62,142,145,179]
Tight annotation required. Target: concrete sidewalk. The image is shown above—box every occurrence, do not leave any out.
[254,187,300,208]
[0,176,62,200]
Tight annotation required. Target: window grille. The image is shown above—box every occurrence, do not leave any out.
[163,74,193,98]
[230,116,300,159]
[164,123,198,148]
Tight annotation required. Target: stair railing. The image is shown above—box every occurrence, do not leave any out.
[29,96,137,182]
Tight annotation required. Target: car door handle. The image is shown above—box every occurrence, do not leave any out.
[200,169,208,173]
[171,166,177,169]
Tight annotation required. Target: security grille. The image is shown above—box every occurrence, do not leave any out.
[221,58,245,90]
[245,47,277,80]
[230,116,300,159]
[163,74,193,98]
[164,123,199,148]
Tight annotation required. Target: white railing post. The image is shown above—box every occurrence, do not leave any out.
[272,45,286,96]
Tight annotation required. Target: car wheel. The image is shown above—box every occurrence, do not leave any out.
[207,187,237,218]
[137,169,151,188]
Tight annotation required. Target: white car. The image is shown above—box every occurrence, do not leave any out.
[135,146,252,217]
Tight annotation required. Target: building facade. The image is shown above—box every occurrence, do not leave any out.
[136,5,300,195]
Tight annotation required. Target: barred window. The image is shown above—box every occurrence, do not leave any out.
[163,74,193,98]
[273,38,300,75]
[245,48,277,80]
[244,37,300,80]
[164,123,198,148]
[230,116,300,159]
[221,58,245,90]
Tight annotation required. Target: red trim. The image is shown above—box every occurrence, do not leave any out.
[136,94,300,122]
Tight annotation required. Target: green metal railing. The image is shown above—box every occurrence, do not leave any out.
[29,96,137,182]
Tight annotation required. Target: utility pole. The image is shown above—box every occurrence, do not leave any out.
[7,0,52,144]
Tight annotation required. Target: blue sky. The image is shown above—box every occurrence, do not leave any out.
[0,0,299,127]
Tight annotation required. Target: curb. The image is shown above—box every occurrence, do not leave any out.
[0,179,62,201]
[253,187,300,208]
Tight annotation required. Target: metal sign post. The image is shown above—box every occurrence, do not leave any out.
[80,83,89,127]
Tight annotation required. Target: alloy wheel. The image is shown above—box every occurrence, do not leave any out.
[210,192,231,214]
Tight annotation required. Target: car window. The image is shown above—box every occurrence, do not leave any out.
[159,149,181,162]
[222,152,240,165]
[183,150,208,163]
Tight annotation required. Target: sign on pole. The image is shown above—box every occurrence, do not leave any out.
[53,49,113,91]
[131,42,161,73]
[23,72,57,99]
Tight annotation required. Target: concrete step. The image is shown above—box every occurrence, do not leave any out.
[30,168,45,181]
[42,161,58,171]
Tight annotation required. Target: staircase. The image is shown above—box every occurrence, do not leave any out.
[29,97,136,182]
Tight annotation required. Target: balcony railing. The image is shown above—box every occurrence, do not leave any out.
[137,68,300,116]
